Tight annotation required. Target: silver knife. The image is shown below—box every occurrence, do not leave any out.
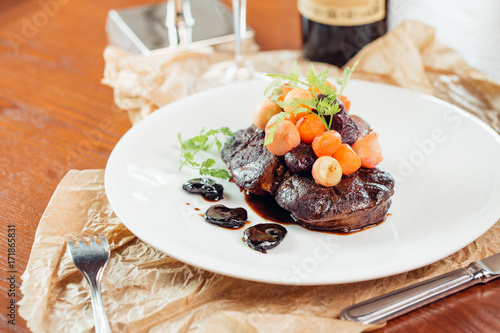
[341,252,500,324]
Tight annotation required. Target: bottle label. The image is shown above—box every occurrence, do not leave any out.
[298,0,385,26]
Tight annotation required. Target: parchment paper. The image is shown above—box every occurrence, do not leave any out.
[19,20,500,333]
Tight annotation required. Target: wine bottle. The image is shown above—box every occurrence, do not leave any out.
[299,0,388,67]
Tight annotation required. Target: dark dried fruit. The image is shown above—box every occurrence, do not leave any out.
[204,204,247,228]
[182,178,223,201]
[314,97,359,144]
[331,109,360,145]
[243,223,287,253]
[284,144,317,174]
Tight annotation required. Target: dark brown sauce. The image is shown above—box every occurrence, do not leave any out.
[244,192,387,235]
[307,219,388,236]
[244,193,295,224]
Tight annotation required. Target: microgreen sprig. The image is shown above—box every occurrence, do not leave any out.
[178,127,234,179]
[263,60,359,146]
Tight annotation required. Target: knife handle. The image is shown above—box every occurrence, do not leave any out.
[341,262,486,324]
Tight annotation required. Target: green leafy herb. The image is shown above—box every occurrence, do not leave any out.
[263,60,359,146]
[178,127,234,179]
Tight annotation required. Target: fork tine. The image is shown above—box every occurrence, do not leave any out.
[89,234,98,246]
[98,233,106,243]
[77,235,86,247]
[67,239,76,250]
[98,234,109,248]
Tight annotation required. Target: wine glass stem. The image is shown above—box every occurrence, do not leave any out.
[232,0,246,69]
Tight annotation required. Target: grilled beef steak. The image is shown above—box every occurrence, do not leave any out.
[221,125,287,196]
[222,125,394,232]
[275,168,394,232]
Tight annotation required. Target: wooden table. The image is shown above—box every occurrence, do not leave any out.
[0,0,498,332]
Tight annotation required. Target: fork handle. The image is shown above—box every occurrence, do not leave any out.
[85,272,111,333]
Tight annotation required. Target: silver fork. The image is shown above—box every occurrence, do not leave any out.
[67,234,111,333]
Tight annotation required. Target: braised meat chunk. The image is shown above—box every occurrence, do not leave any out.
[221,125,287,196]
[275,168,394,232]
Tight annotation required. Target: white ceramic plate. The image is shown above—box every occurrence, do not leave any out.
[105,79,500,285]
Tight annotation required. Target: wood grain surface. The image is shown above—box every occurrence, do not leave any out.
[0,0,498,332]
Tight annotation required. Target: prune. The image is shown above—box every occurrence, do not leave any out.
[331,109,360,145]
[315,97,359,144]
[204,204,247,228]
[182,178,223,201]
[284,144,317,174]
[243,223,287,253]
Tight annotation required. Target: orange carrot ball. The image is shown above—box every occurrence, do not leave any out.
[333,144,361,175]
[296,114,326,143]
[311,130,342,157]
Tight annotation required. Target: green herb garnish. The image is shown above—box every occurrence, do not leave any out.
[263,60,359,146]
[178,127,234,179]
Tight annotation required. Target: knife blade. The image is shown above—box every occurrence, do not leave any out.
[341,252,500,324]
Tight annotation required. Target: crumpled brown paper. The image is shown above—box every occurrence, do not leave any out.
[20,20,500,333]
[18,170,500,333]
[101,39,339,125]
[345,20,500,132]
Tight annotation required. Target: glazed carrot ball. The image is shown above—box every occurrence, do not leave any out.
[333,144,361,175]
[296,113,326,143]
[311,130,342,157]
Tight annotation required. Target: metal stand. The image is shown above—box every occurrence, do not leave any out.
[105,0,254,55]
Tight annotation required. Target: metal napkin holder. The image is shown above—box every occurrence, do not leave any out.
[105,0,254,55]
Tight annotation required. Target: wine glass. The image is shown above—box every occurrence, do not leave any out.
[193,0,264,91]
[224,0,256,82]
